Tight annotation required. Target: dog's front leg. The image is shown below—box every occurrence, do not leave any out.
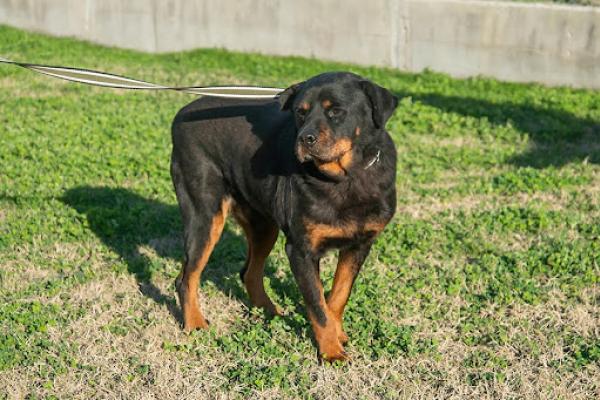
[327,242,373,345]
[285,242,347,362]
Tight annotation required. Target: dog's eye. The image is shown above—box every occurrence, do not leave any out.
[295,108,308,119]
[326,108,345,119]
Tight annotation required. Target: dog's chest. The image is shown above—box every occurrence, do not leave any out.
[303,217,387,251]
[295,171,395,251]
[301,196,391,251]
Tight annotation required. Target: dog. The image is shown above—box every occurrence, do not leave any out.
[170,72,398,361]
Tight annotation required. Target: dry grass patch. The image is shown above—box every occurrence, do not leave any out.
[0,262,53,295]
[397,190,578,220]
[1,272,231,399]
[0,241,99,296]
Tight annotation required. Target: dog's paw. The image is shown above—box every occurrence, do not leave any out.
[318,339,348,363]
[320,348,349,363]
[331,317,349,344]
[338,330,349,345]
[183,315,209,332]
[248,292,283,317]
[265,302,284,317]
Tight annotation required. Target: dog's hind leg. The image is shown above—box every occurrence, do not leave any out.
[232,203,282,316]
[172,160,231,332]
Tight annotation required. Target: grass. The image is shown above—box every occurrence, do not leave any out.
[0,25,599,399]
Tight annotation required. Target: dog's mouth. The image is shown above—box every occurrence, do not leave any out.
[296,142,336,164]
[295,142,311,162]
[296,143,328,163]
[296,135,353,163]
[296,138,354,178]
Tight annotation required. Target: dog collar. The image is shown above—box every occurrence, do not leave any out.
[364,150,381,170]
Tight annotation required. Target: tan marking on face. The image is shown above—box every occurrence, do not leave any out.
[321,99,332,109]
[296,141,309,161]
[314,150,353,178]
[329,137,352,158]
[318,136,353,163]
[314,159,345,177]
[338,149,353,171]
[299,102,310,111]
[318,126,332,142]
[313,137,353,177]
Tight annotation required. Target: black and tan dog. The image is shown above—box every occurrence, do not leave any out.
[170,72,398,361]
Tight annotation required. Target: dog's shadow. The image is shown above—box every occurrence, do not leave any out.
[61,185,300,328]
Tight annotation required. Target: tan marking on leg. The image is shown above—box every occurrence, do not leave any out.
[309,311,347,361]
[179,198,231,332]
[327,249,357,344]
[233,206,281,315]
[306,278,347,361]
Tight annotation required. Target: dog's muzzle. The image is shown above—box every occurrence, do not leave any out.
[296,130,318,162]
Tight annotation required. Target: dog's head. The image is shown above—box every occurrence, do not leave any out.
[278,72,398,178]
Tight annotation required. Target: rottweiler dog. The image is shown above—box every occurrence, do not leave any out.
[170,72,398,361]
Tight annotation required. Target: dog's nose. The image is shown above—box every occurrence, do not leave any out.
[301,132,317,146]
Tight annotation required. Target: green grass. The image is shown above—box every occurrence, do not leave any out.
[0,25,599,399]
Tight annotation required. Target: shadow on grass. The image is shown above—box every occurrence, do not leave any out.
[61,186,302,331]
[394,91,600,168]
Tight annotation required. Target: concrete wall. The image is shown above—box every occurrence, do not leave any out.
[0,0,599,88]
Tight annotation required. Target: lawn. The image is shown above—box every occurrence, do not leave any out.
[0,25,599,399]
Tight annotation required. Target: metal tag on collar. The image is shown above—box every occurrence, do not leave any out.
[364,150,381,170]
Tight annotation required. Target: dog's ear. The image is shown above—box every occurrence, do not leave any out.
[359,80,399,129]
[277,82,303,111]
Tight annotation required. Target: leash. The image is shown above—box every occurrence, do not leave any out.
[0,57,284,99]
[1,57,384,169]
